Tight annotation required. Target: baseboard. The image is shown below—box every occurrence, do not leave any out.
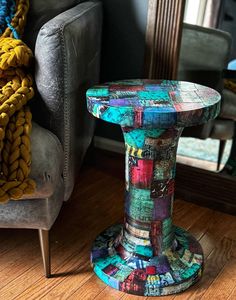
[176,163,236,215]
[94,136,125,154]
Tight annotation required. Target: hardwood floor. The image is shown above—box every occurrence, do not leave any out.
[0,151,236,299]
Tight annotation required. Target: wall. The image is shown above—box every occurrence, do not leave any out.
[95,0,149,142]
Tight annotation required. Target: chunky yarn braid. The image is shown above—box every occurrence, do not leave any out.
[0,0,35,203]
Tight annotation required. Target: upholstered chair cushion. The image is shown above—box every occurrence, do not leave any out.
[24,122,64,199]
[0,122,64,229]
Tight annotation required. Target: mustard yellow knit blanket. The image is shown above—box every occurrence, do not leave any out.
[0,0,35,202]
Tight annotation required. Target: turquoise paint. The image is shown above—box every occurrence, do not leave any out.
[135,245,153,257]
[138,90,170,101]
[101,107,134,126]
[123,128,165,148]
[86,87,109,97]
[128,198,154,222]
[128,186,152,202]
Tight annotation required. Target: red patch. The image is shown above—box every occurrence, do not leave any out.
[103,264,119,276]
[109,85,144,91]
[146,266,157,275]
[131,159,154,188]
[134,107,143,127]
[150,221,162,256]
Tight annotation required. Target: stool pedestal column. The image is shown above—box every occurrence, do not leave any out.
[91,126,204,297]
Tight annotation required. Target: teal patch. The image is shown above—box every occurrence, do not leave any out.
[162,232,174,250]
[128,198,154,222]
[138,91,170,101]
[181,264,200,279]
[175,227,189,249]
[123,128,165,148]
[86,87,109,97]
[102,107,134,126]
[163,218,172,236]
[135,245,153,257]
[94,254,125,269]
[129,186,152,202]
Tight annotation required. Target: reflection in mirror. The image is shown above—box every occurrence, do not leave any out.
[175,0,236,176]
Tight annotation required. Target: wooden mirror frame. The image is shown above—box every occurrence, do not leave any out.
[144,0,185,79]
[144,0,236,215]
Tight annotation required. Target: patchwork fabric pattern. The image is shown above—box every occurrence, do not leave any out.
[87,79,221,129]
[87,80,221,296]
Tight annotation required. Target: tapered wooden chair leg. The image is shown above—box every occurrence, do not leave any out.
[217,140,227,171]
[38,229,51,278]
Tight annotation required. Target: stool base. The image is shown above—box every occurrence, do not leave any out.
[91,224,204,296]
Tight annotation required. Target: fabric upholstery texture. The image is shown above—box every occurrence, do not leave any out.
[0,184,64,230]
[178,23,235,140]
[23,0,84,50]
[220,89,236,121]
[179,24,231,76]
[33,1,102,200]
[0,122,64,230]
[210,119,235,140]
[24,122,64,199]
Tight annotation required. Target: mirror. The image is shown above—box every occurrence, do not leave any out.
[144,0,236,214]
[177,0,236,175]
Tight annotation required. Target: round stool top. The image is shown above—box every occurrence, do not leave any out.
[86,79,221,128]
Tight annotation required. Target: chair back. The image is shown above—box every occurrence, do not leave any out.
[178,23,232,92]
[23,0,84,49]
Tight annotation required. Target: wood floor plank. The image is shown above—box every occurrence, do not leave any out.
[0,230,36,271]
[0,235,42,294]
[201,256,236,300]
[66,274,106,300]
[15,254,92,300]
[196,210,236,259]
[227,286,236,299]
[173,201,207,230]
[94,286,124,300]
[186,209,214,241]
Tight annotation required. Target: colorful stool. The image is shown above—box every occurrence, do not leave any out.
[86,80,221,296]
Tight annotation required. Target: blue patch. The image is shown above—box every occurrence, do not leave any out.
[143,107,176,128]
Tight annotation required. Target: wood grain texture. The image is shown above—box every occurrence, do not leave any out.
[144,0,186,79]
[0,150,235,299]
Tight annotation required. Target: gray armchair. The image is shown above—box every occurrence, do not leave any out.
[178,23,236,169]
[0,0,102,277]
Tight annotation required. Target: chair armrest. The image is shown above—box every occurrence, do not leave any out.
[33,0,102,200]
[220,69,236,120]
[220,89,236,121]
